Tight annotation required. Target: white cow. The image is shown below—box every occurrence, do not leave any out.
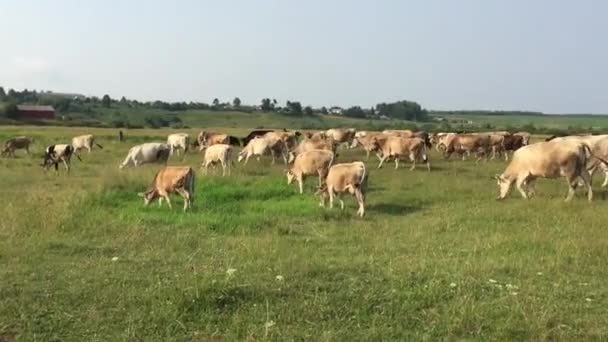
[72,134,103,153]
[119,143,171,169]
[167,133,190,157]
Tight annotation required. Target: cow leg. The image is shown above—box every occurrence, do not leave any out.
[377,155,387,169]
[394,158,399,170]
[365,150,370,160]
[221,160,226,176]
[158,197,164,207]
[328,186,335,209]
[579,170,593,202]
[516,175,529,199]
[176,189,190,211]
[164,195,173,209]
[524,178,537,197]
[339,197,345,210]
[409,152,416,171]
[354,188,365,217]
[270,150,276,165]
[565,175,578,202]
[602,166,608,187]
[298,175,304,194]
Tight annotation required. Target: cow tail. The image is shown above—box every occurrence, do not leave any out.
[71,146,83,162]
[421,143,428,162]
[188,168,195,204]
[95,143,103,149]
[582,143,608,171]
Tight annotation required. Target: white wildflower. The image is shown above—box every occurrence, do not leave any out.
[537,272,543,276]
[111,256,119,262]
[585,298,592,302]
[488,279,497,284]
[511,292,518,296]
[275,275,284,281]
[226,268,237,276]
[264,320,275,328]
[449,282,457,288]
[505,284,519,290]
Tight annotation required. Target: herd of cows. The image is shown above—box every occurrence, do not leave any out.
[3,128,608,216]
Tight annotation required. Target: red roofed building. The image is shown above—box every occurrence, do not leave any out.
[17,105,56,120]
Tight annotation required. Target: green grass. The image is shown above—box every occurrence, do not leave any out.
[0,126,607,340]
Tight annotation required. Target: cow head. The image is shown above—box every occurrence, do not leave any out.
[495,174,513,200]
[138,189,159,206]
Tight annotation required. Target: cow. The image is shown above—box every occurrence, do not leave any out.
[41,144,80,173]
[431,133,456,153]
[72,134,103,154]
[201,144,233,176]
[242,129,300,146]
[315,161,367,217]
[167,133,190,157]
[138,166,195,212]
[286,149,335,194]
[444,134,491,161]
[514,132,531,146]
[197,131,240,148]
[238,136,287,165]
[325,128,356,147]
[371,135,430,171]
[383,130,431,147]
[495,140,604,202]
[350,132,387,160]
[548,135,608,187]
[500,134,525,160]
[1,136,32,157]
[119,143,171,169]
[289,136,338,163]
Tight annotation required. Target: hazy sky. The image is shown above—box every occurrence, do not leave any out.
[1,0,607,113]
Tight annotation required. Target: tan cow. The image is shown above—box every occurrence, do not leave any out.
[41,144,80,173]
[238,136,288,164]
[444,134,491,161]
[325,128,356,147]
[198,131,230,148]
[1,136,32,157]
[289,136,337,163]
[549,135,608,187]
[286,149,334,194]
[371,135,430,171]
[139,166,195,212]
[495,140,599,202]
[167,133,190,156]
[72,134,103,154]
[432,133,456,152]
[350,132,387,160]
[201,144,233,176]
[315,161,367,217]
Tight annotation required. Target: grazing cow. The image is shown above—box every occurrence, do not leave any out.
[197,131,240,148]
[238,136,287,164]
[372,136,430,171]
[167,133,190,156]
[325,128,356,147]
[548,135,608,186]
[119,143,171,169]
[242,129,275,146]
[1,136,32,157]
[495,140,603,202]
[514,132,531,145]
[350,132,387,160]
[139,166,195,212]
[315,161,367,217]
[72,134,103,154]
[41,144,80,173]
[201,144,233,176]
[289,136,338,163]
[286,149,335,194]
[444,134,491,161]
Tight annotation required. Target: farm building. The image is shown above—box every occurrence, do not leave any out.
[16,105,56,120]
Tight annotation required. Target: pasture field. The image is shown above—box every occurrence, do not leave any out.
[1,126,607,340]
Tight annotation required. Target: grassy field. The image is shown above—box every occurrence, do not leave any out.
[1,126,607,340]
[437,113,608,130]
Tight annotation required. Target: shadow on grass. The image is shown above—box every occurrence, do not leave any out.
[370,202,424,215]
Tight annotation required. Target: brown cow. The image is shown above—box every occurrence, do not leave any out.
[315,161,367,217]
[371,136,430,171]
[139,166,195,211]
[286,149,334,194]
[1,136,32,157]
[444,134,491,161]
[350,132,387,160]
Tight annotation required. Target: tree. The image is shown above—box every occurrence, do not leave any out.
[285,101,303,115]
[320,106,328,115]
[119,96,128,105]
[0,87,6,101]
[212,98,220,110]
[2,102,19,119]
[304,106,313,116]
[260,98,273,111]
[343,106,366,118]
[233,97,241,108]
[7,89,17,100]
[375,100,427,121]
[101,94,112,108]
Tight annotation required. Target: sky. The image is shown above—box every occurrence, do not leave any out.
[1,0,607,113]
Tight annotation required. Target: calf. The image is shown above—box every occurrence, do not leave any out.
[286,149,334,194]
[72,134,103,154]
[315,161,367,217]
[139,166,195,212]
[495,140,600,202]
[167,133,190,157]
[41,144,80,173]
[1,136,32,157]
[201,144,233,176]
[120,143,171,169]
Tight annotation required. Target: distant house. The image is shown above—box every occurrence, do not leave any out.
[329,107,343,115]
[17,105,56,120]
